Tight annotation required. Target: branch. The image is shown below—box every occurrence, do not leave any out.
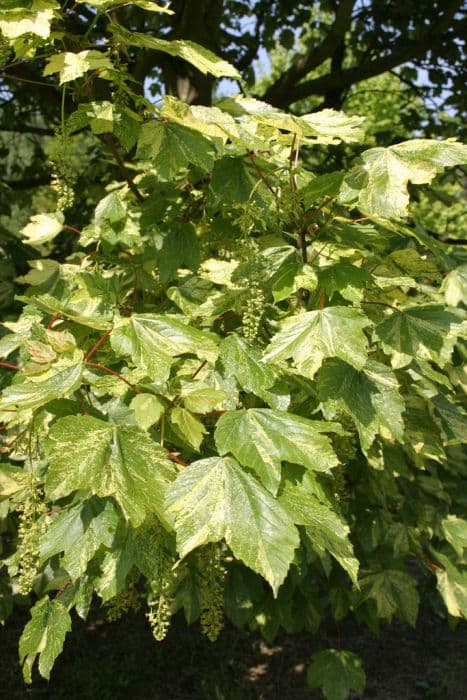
[263,0,356,107]
[1,175,51,190]
[101,134,144,202]
[265,0,462,108]
[0,125,54,136]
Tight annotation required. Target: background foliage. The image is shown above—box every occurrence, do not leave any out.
[0,2,466,698]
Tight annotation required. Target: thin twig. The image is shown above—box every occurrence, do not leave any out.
[47,311,62,329]
[247,153,276,196]
[85,361,141,393]
[103,134,144,202]
[0,362,19,370]
[167,452,188,467]
[85,328,113,362]
[63,224,81,235]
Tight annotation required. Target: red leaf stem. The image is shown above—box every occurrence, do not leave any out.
[85,328,113,362]
[85,361,141,393]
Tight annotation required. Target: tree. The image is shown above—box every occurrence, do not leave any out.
[0,3,466,698]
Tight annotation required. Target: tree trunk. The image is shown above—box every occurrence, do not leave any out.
[163,0,224,106]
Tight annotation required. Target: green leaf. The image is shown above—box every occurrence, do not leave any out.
[84,0,172,11]
[43,50,113,84]
[219,334,278,405]
[280,479,359,584]
[432,394,467,444]
[300,172,344,208]
[130,393,164,430]
[375,305,462,369]
[170,406,206,451]
[433,551,467,618]
[155,223,201,285]
[161,96,237,144]
[345,139,467,218]
[260,246,301,302]
[110,24,240,78]
[215,409,339,494]
[317,262,371,302]
[45,415,176,526]
[442,264,467,307]
[359,570,419,626]
[40,497,119,578]
[300,109,365,144]
[0,360,83,411]
[21,212,64,246]
[111,314,218,382]
[137,121,215,179]
[441,516,467,557]
[318,359,405,451]
[19,597,71,683]
[165,456,299,594]
[264,307,371,378]
[307,649,366,700]
[0,1,58,40]
[180,384,226,413]
[211,157,264,204]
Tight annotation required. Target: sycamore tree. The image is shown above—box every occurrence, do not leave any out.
[0,2,467,698]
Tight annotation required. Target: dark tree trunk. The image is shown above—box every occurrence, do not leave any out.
[163,0,224,105]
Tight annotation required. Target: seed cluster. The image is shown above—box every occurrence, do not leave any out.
[242,279,265,343]
[198,545,225,642]
[17,473,47,595]
[146,528,176,641]
[106,583,142,621]
[49,129,76,211]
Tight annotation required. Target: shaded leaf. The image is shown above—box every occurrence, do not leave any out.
[359,570,419,626]
[19,597,71,683]
[280,479,359,583]
[318,359,405,450]
[375,305,462,369]
[307,649,366,700]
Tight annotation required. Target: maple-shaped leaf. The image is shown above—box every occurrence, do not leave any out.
[45,415,176,526]
[441,516,467,557]
[130,393,164,431]
[40,497,119,579]
[0,360,83,412]
[110,24,239,78]
[219,334,278,405]
[210,156,269,205]
[433,550,467,618]
[137,121,215,179]
[307,649,366,700]
[375,304,462,368]
[165,456,299,594]
[19,597,71,683]
[343,139,467,218]
[263,307,371,378]
[0,1,58,40]
[358,569,419,626]
[170,406,207,451]
[155,222,201,285]
[318,262,372,302]
[441,264,467,307]
[111,314,218,382]
[318,359,405,451]
[21,212,64,246]
[44,50,113,84]
[85,0,172,11]
[215,408,339,494]
[280,479,359,584]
